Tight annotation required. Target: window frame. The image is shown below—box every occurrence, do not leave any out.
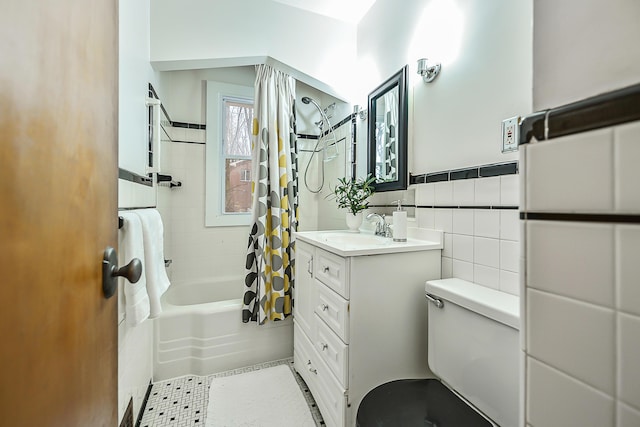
[205,81,254,227]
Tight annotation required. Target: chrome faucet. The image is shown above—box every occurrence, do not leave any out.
[366,213,392,237]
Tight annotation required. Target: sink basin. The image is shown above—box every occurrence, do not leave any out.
[321,232,390,247]
[295,229,443,256]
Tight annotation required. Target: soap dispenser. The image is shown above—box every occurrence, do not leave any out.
[392,200,407,242]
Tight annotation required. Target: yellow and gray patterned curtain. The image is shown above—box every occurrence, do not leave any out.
[243,65,298,324]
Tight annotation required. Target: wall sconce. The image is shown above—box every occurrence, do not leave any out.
[416,58,441,83]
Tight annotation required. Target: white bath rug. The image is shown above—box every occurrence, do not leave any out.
[205,364,316,427]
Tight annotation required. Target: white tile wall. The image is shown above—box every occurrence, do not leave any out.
[527,221,615,307]
[614,121,640,213]
[527,289,615,394]
[475,176,501,206]
[525,128,614,212]
[415,174,521,296]
[434,181,453,205]
[159,141,249,284]
[616,225,640,316]
[522,120,640,427]
[453,179,475,205]
[527,357,615,427]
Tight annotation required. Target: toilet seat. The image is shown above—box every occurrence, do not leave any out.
[356,379,493,427]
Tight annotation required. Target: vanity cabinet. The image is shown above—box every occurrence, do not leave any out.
[293,236,441,427]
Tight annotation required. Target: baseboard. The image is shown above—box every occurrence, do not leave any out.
[135,381,153,427]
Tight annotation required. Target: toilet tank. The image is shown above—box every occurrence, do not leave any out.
[425,279,520,427]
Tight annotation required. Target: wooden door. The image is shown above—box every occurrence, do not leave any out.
[0,1,119,426]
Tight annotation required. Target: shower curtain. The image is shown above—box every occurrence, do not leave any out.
[243,65,298,324]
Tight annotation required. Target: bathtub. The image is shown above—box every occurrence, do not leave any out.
[154,277,293,381]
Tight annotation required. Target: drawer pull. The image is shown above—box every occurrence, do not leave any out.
[307,360,317,374]
[321,304,329,312]
[323,266,330,273]
[320,342,328,351]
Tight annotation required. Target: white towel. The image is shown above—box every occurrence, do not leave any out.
[134,209,171,317]
[118,212,150,326]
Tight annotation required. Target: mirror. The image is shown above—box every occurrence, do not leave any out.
[367,65,408,192]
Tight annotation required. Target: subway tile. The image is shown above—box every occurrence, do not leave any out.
[617,225,640,316]
[415,183,435,206]
[434,181,453,205]
[618,402,640,427]
[527,220,615,307]
[500,270,519,296]
[441,257,453,279]
[474,265,499,290]
[442,233,452,258]
[452,209,474,235]
[500,210,520,241]
[526,128,613,212]
[500,240,520,273]
[452,234,474,262]
[618,313,640,410]
[453,179,475,205]
[475,209,500,238]
[434,209,453,233]
[452,259,473,282]
[416,208,435,229]
[475,176,500,206]
[519,146,527,209]
[527,357,615,427]
[614,121,640,213]
[474,237,499,268]
[500,174,520,206]
[527,289,615,395]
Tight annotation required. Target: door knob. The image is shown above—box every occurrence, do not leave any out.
[102,246,142,299]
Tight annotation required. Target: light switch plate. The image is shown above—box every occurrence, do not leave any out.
[501,116,519,153]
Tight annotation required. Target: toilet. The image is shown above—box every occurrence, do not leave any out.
[357,278,520,427]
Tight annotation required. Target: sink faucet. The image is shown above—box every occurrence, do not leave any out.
[366,213,392,237]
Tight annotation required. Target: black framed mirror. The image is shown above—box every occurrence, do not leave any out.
[367,65,408,192]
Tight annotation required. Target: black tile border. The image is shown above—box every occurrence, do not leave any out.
[450,168,479,181]
[520,212,640,224]
[119,168,153,187]
[149,83,206,133]
[297,133,320,140]
[519,82,640,145]
[409,161,518,185]
[171,121,206,130]
[370,204,518,210]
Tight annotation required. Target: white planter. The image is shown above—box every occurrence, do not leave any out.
[346,212,363,231]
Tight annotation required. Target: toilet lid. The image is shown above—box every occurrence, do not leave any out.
[356,379,493,427]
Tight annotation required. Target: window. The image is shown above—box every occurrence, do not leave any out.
[222,98,253,213]
[205,81,255,227]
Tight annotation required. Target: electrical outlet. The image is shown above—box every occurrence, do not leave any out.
[501,116,519,153]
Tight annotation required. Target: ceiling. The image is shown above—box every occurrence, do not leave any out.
[271,0,376,24]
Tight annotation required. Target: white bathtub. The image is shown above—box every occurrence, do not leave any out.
[153,277,293,381]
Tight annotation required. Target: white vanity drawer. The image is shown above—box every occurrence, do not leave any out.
[315,283,349,344]
[315,248,349,298]
[315,314,349,388]
[294,322,346,427]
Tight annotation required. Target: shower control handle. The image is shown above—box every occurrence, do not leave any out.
[307,360,317,375]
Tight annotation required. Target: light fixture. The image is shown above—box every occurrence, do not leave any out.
[416,58,441,83]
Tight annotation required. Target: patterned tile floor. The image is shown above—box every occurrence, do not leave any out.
[139,358,324,427]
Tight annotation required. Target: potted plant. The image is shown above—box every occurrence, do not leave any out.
[330,174,376,231]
